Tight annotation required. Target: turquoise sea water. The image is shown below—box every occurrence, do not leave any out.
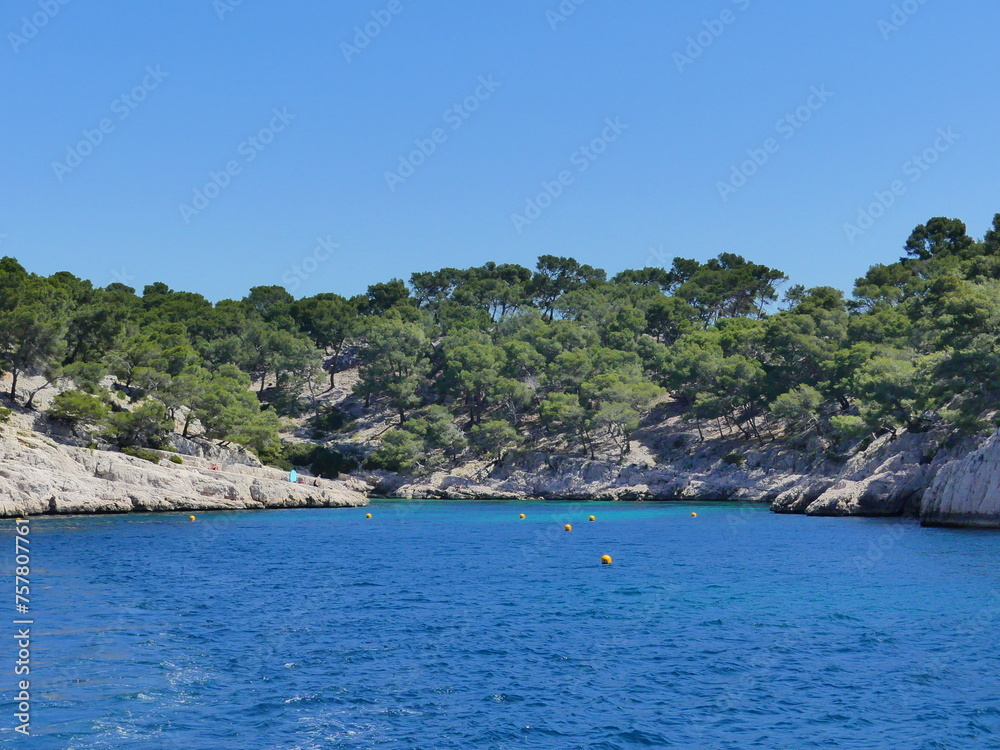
[3,500,1000,749]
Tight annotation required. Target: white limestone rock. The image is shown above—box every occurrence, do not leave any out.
[921,429,1000,528]
[0,427,368,518]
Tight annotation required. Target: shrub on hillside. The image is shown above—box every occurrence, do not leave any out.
[365,430,424,473]
[121,445,161,464]
[61,362,108,395]
[103,400,172,448]
[48,390,109,429]
[266,442,358,478]
[830,414,868,440]
[308,407,354,435]
[469,420,521,461]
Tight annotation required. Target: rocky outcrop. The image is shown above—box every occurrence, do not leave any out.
[778,433,937,518]
[371,452,809,503]
[5,394,1000,527]
[352,426,1000,527]
[921,430,1000,528]
[361,446,821,504]
[0,427,368,518]
[167,433,263,467]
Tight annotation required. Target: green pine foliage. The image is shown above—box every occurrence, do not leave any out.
[47,390,109,428]
[1,214,999,471]
[120,446,162,464]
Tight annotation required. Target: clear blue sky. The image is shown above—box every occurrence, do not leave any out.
[1,0,997,301]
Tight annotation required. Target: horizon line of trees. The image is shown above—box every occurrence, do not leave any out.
[1,212,998,473]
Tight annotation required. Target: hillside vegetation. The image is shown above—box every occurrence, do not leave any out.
[2,213,999,477]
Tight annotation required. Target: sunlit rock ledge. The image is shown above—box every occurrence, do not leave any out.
[921,430,1000,528]
[351,428,1000,530]
[4,409,999,529]
[0,428,368,518]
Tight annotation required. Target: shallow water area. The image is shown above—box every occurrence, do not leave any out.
[3,500,999,749]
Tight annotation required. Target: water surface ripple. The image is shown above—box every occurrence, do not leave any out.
[3,501,999,748]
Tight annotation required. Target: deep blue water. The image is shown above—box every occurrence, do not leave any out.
[3,500,1000,749]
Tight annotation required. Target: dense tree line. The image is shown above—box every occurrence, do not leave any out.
[1,213,999,474]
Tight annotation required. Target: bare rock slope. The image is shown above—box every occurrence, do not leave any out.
[357,426,1000,528]
[921,430,1000,528]
[370,430,936,509]
[0,426,368,518]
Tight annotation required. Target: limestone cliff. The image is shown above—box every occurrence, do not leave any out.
[920,430,1000,528]
[0,424,368,518]
[4,390,999,528]
[353,426,1000,528]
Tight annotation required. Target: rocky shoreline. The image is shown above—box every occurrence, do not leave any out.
[354,425,1000,529]
[0,422,369,518]
[4,405,999,528]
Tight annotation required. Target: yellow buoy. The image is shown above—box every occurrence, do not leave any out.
[589,515,596,522]
[365,513,372,519]
[601,554,612,565]
[189,515,196,521]
[564,524,572,532]
[519,514,525,519]
[691,512,698,518]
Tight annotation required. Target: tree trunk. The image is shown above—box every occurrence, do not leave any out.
[9,369,18,402]
[25,379,53,409]
[65,339,83,365]
[327,347,340,390]
[620,429,631,459]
